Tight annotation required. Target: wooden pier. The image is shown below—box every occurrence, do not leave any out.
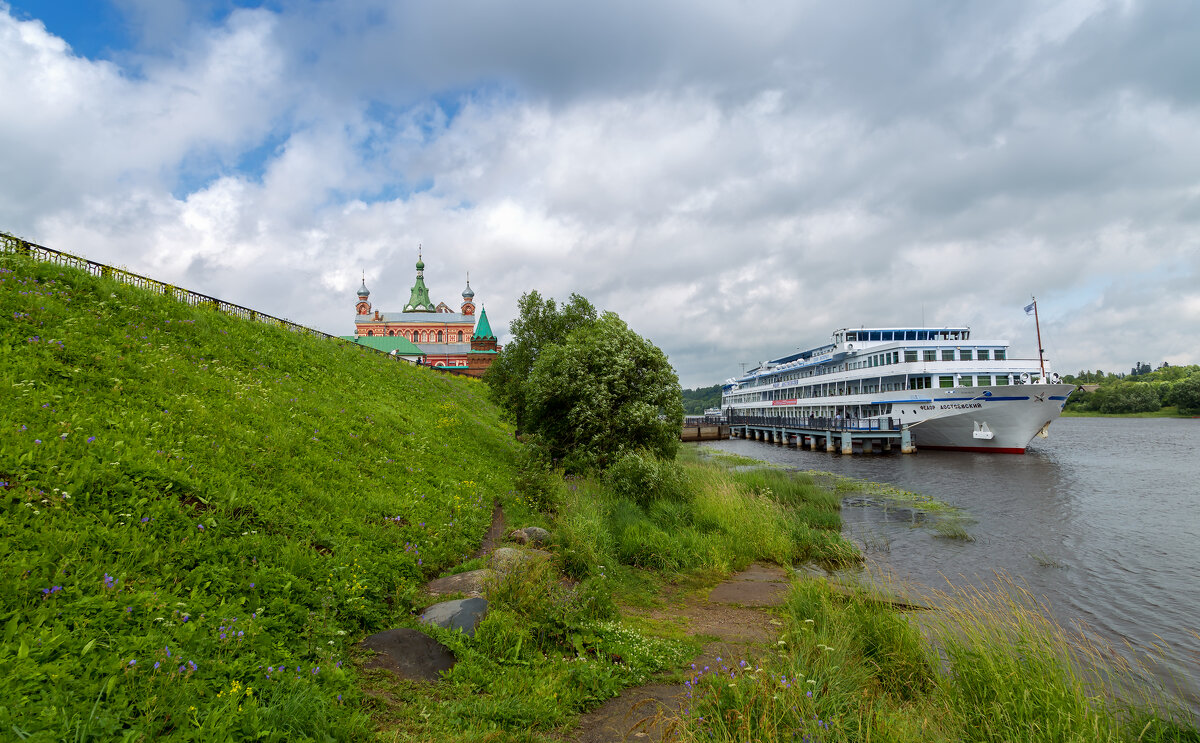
[729,415,915,455]
[681,423,731,442]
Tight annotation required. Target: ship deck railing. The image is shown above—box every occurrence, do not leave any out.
[729,414,902,432]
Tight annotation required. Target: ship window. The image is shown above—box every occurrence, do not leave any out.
[942,350,955,361]
[883,331,894,341]
[977,349,990,360]
[924,350,936,362]
[977,375,992,386]
[939,376,954,388]
[995,375,1009,386]
[870,331,881,341]
[905,350,918,362]
[906,331,916,340]
[847,332,858,341]
[994,349,1006,360]
[960,376,972,387]
[960,349,973,361]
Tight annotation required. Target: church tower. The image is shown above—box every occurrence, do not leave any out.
[403,249,435,312]
[355,275,371,316]
[461,276,476,316]
[467,305,499,377]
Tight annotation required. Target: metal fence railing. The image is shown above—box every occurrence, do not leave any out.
[729,413,901,432]
[1,232,417,365]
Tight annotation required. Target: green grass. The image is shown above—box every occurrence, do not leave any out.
[0,252,858,741]
[5,251,1195,741]
[1,254,520,740]
[675,575,1198,742]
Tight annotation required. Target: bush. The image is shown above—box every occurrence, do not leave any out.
[1167,375,1200,414]
[512,439,560,512]
[604,450,687,507]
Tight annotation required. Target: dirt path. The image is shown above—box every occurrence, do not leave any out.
[565,563,792,743]
[470,500,507,560]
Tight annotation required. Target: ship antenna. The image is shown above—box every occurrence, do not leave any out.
[1032,296,1046,379]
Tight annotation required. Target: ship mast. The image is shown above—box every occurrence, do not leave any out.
[1031,295,1046,379]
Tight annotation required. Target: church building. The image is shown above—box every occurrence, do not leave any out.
[345,252,499,377]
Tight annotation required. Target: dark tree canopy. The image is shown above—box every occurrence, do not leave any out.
[523,312,683,470]
[484,290,597,433]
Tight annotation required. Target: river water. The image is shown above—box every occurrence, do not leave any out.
[701,417,1200,713]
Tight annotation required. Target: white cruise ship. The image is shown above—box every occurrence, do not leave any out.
[721,326,1076,453]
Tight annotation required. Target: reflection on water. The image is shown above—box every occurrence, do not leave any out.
[702,417,1200,712]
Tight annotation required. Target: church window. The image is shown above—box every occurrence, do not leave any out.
[367,330,373,336]
[437,331,444,342]
[458,331,463,342]
[388,330,394,336]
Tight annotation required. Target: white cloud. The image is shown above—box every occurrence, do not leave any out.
[3,1,1200,387]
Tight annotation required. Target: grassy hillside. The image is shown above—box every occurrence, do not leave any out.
[1,253,519,740]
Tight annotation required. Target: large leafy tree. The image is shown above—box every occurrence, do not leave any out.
[523,311,683,470]
[485,290,597,433]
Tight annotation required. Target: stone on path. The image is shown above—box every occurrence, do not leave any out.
[424,568,494,598]
[359,628,456,681]
[419,597,488,637]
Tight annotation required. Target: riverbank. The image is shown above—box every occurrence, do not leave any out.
[5,252,1196,740]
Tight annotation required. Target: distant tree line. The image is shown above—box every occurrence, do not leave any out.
[681,384,722,415]
[1064,364,1200,415]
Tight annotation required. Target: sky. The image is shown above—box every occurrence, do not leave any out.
[2,0,1198,388]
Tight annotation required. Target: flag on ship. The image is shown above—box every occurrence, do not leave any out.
[1024,300,1036,315]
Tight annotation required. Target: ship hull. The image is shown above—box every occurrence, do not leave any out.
[895,383,1075,453]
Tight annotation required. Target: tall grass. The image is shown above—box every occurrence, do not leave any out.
[675,573,1198,742]
[552,453,860,583]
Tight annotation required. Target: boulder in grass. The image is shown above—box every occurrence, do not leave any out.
[521,526,551,546]
[491,546,552,572]
[359,628,456,681]
[419,597,488,637]
[424,568,494,598]
[507,529,530,545]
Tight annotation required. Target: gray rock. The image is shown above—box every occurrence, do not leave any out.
[419,597,488,637]
[507,529,529,545]
[359,628,456,681]
[424,568,495,597]
[522,526,551,546]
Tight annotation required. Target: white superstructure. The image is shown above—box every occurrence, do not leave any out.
[721,326,1075,453]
